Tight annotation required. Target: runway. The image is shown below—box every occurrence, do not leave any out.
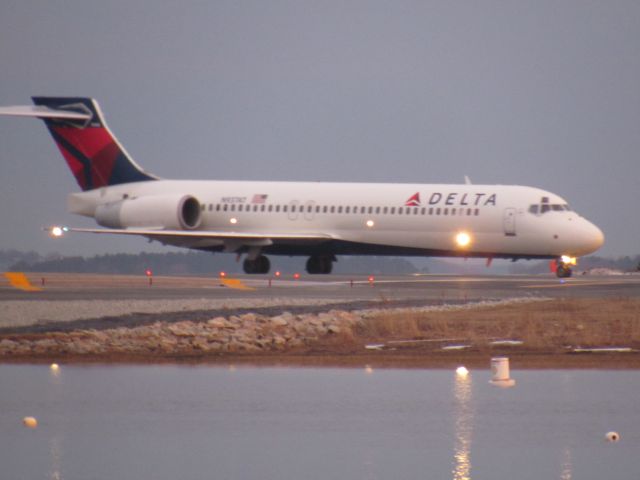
[1,272,639,302]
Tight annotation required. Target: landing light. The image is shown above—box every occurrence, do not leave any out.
[366,219,375,228]
[50,226,65,237]
[229,217,238,225]
[455,232,472,248]
[560,255,577,265]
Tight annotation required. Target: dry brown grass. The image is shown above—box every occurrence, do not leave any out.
[355,298,640,350]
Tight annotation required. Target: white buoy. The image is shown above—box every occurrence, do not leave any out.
[489,357,515,387]
[23,416,38,428]
[456,366,469,377]
[605,431,620,442]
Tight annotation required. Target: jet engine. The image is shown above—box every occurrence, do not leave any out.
[95,195,202,230]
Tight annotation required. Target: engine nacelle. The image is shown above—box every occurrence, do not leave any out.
[95,195,202,230]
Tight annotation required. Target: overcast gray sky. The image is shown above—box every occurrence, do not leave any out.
[0,1,638,258]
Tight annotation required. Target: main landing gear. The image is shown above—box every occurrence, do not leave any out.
[243,255,270,274]
[241,254,336,275]
[305,255,334,274]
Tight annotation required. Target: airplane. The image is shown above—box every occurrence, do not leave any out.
[0,97,604,277]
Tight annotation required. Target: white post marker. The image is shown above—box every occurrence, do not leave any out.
[489,357,516,387]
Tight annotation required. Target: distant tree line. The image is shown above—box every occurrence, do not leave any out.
[4,249,638,276]
[4,249,421,275]
[509,254,640,274]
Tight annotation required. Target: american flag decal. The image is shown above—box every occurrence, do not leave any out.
[252,194,268,204]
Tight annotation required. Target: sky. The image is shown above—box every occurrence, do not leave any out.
[0,1,639,258]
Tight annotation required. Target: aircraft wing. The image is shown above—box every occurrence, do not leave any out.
[46,226,336,250]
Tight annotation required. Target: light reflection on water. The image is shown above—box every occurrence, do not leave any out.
[1,365,640,480]
[452,371,472,480]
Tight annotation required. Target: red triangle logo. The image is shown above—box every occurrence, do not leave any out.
[405,192,420,206]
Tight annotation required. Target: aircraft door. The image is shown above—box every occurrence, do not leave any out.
[503,208,516,236]
[304,200,316,221]
[288,200,300,221]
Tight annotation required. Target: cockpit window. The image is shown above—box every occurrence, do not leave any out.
[528,198,572,215]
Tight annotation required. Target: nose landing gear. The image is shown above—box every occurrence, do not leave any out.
[554,256,576,278]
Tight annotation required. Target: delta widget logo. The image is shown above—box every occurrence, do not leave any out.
[405,192,421,206]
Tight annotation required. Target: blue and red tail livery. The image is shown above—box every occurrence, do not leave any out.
[31,97,156,191]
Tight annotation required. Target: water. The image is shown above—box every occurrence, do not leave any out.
[1,364,639,479]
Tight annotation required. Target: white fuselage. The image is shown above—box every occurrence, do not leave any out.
[67,179,604,260]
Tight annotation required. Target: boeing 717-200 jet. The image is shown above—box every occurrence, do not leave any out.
[0,97,604,277]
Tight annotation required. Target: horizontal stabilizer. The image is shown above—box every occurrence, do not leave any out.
[0,105,92,121]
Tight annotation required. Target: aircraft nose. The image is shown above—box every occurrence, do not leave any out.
[582,220,605,254]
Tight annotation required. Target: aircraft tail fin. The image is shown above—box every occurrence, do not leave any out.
[0,97,157,191]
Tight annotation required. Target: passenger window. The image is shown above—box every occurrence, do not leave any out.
[323,206,328,213]
[223,204,228,212]
[230,204,236,212]
[420,208,426,215]
[330,206,335,213]
[345,206,350,214]
[260,205,266,212]
[383,207,388,214]
[474,208,479,216]
[268,205,273,212]
[276,205,281,212]
[443,208,448,215]
[390,207,396,214]
[216,204,221,212]
[360,207,366,214]
[375,207,380,214]
[436,208,441,215]
[338,206,343,213]
[283,205,288,213]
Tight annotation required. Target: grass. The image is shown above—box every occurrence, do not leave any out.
[354,298,640,351]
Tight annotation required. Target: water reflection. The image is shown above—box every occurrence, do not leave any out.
[452,371,473,480]
[49,435,63,480]
[560,446,572,480]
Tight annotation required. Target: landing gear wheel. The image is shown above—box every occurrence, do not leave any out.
[306,255,333,274]
[556,264,572,278]
[243,255,271,274]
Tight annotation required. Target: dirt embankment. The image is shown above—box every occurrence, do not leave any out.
[1,298,640,368]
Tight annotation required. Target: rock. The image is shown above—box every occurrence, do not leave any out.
[270,316,289,327]
[207,317,228,328]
